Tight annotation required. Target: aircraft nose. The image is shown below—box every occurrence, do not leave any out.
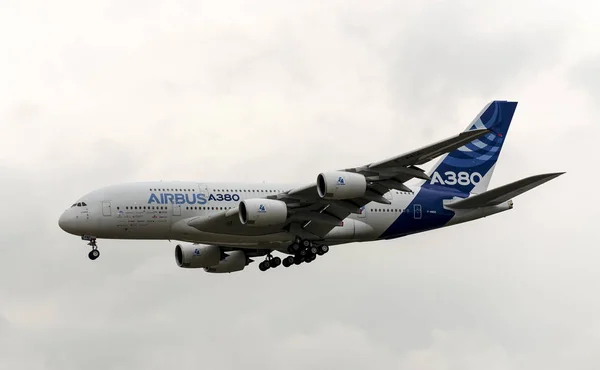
[58,211,78,235]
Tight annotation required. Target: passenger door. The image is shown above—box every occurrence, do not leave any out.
[173,204,181,216]
[102,202,111,216]
[413,204,422,220]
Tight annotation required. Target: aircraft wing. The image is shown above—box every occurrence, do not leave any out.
[186,128,491,238]
[273,128,491,237]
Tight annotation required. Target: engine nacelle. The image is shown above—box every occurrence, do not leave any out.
[317,171,367,199]
[175,243,220,268]
[239,198,287,227]
[204,251,248,273]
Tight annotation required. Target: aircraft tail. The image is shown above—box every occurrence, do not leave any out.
[421,100,518,194]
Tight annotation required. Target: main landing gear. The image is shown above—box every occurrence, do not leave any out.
[82,235,100,260]
[286,237,329,258]
[258,254,281,271]
[257,237,329,271]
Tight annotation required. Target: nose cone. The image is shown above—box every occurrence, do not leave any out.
[58,211,78,235]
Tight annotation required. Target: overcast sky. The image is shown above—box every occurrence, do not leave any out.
[1,1,599,369]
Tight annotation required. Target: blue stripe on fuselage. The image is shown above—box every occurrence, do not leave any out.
[380,186,468,239]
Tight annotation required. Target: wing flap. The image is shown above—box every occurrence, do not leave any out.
[446,172,565,210]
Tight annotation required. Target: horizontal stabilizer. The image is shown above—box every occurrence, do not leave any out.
[446,172,565,210]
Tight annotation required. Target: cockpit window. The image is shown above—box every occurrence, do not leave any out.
[77,202,82,206]
[81,202,87,206]
[71,204,76,208]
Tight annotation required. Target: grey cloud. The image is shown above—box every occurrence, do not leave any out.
[383,3,572,135]
[570,54,600,103]
[0,1,598,369]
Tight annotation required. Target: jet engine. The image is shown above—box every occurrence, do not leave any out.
[175,243,220,268]
[317,171,367,200]
[239,198,287,227]
[204,251,248,273]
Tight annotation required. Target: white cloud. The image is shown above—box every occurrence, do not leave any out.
[0,0,598,369]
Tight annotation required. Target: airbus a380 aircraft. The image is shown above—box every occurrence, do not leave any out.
[59,101,563,273]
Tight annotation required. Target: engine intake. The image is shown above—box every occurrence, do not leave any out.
[239,198,288,227]
[317,171,367,200]
[175,243,220,268]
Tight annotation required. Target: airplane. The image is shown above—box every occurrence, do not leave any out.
[58,100,564,273]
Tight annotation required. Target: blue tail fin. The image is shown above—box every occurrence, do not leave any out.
[422,100,518,194]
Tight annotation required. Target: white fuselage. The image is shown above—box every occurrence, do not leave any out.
[58,181,511,253]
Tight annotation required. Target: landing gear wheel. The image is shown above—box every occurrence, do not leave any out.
[309,246,318,255]
[301,239,311,248]
[259,261,270,271]
[282,256,294,267]
[294,256,303,265]
[271,257,281,268]
[287,243,300,254]
[318,245,329,255]
[88,249,100,260]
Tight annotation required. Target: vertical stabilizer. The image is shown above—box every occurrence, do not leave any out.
[421,100,518,194]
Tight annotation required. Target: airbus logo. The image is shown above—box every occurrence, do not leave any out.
[258,204,266,213]
[193,248,200,256]
[337,176,345,185]
[147,192,241,204]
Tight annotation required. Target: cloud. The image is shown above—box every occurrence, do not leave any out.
[0,0,598,369]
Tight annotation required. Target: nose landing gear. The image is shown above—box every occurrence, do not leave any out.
[88,248,100,260]
[82,235,100,260]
